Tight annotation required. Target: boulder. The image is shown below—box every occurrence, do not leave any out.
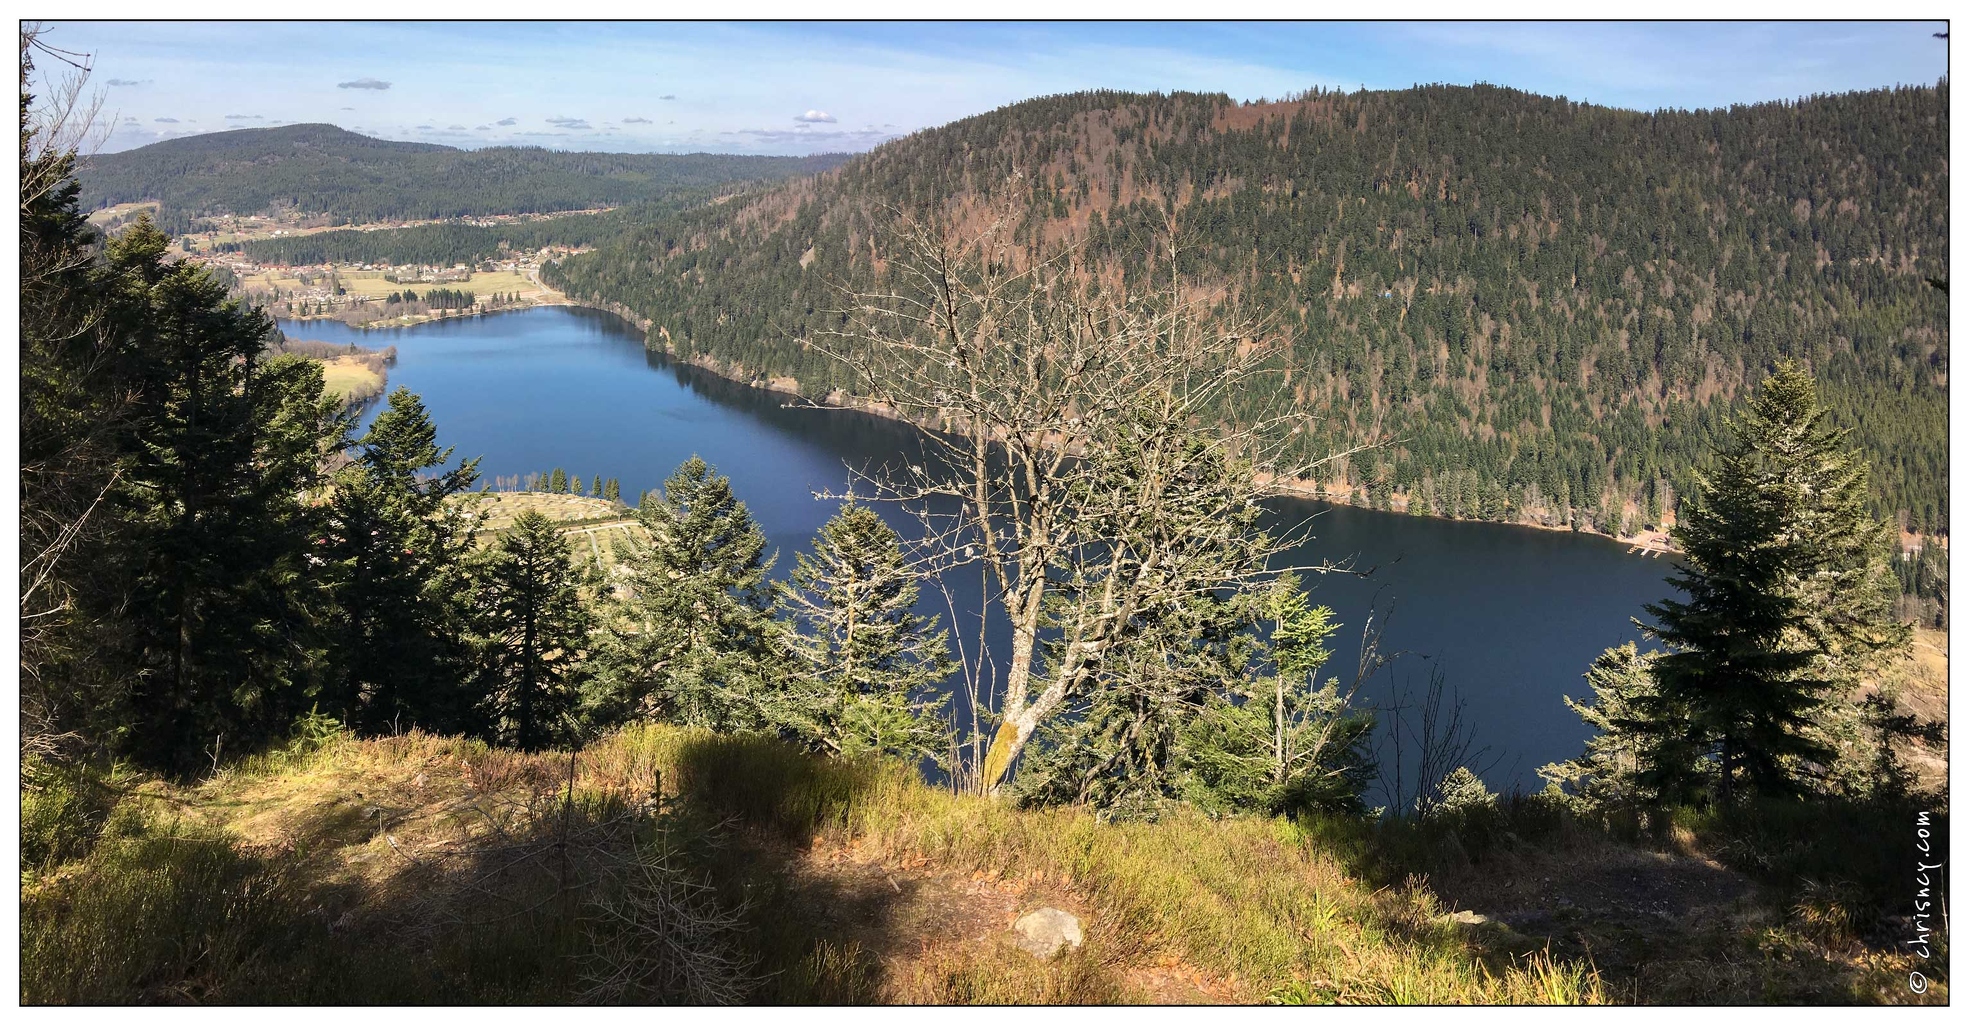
[1012,906,1084,959]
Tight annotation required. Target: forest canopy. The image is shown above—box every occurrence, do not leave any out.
[546,83,1949,538]
[77,122,851,222]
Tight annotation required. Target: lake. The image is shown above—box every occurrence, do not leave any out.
[283,306,1677,798]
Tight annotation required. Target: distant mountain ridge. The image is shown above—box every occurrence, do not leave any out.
[78,123,851,223]
[546,83,1949,536]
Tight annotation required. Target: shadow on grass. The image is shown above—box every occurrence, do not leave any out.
[21,728,916,1005]
[1296,789,1949,1004]
[653,728,928,1002]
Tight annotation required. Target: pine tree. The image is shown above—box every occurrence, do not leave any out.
[320,388,483,734]
[549,467,567,494]
[21,42,130,740]
[104,219,349,774]
[771,503,953,762]
[1638,363,1911,800]
[1176,574,1376,815]
[570,475,583,497]
[603,478,621,504]
[586,457,775,732]
[1014,580,1254,814]
[1540,643,1702,807]
[476,510,592,750]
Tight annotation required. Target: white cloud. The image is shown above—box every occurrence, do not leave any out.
[794,109,837,123]
[495,117,518,126]
[337,77,392,90]
[622,116,651,124]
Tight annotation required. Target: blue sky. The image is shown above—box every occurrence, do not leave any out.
[34,20,1951,155]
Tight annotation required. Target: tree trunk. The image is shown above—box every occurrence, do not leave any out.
[1274,675,1287,785]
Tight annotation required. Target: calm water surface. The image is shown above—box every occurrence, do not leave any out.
[285,307,1676,795]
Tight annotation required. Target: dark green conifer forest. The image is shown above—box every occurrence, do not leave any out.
[223,207,639,266]
[547,84,1948,538]
[77,122,851,223]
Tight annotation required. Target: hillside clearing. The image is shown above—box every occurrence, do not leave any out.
[461,491,649,571]
[471,490,627,529]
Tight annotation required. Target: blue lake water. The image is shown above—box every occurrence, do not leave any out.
[284,307,1676,797]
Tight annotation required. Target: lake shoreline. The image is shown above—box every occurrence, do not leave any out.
[279,302,1689,794]
[550,296,1681,560]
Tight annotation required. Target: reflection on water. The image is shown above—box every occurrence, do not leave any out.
[283,308,1676,794]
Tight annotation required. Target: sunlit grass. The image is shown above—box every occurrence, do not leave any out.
[317,355,386,402]
[25,724,1940,1005]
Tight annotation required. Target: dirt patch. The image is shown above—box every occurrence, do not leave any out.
[790,841,1023,952]
[1442,843,1757,932]
[1425,830,1766,997]
[783,838,1228,1003]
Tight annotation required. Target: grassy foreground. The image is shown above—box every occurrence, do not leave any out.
[20,724,1945,1005]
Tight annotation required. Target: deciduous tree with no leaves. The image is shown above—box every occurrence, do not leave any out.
[805,189,1364,795]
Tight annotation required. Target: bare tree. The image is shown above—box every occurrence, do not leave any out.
[1381,664,1499,819]
[802,187,1372,794]
[20,24,105,215]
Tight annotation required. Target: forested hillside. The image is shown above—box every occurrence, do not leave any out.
[77,123,851,222]
[547,84,1949,536]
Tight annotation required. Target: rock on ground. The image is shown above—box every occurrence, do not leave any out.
[1012,906,1085,959]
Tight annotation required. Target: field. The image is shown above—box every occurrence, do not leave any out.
[472,491,628,529]
[84,200,159,225]
[466,491,650,571]
[562,518,652,570]
[248,267,549,303]
[316,355,387,404]
[187,224,344,250]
